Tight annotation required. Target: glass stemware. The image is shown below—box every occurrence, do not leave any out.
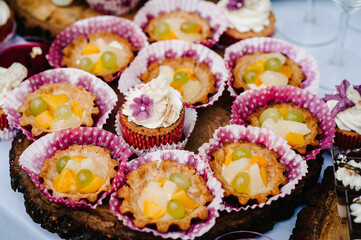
[314,0,361,91]
[278,0,338,46]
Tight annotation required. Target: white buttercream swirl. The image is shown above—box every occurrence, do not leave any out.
[351,197,361,223]
[217,0,271,33]
[326,85,361,134]
[122,75,183,129]
[0,0,10,26]
[335,160,361,191]
[0,63,27,107]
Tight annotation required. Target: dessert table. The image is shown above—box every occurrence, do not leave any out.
[0,0,360,240]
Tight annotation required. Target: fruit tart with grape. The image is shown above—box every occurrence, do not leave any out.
[232,52,306,91]
[210,140,287,205]
[117,160,214,232]
[246,102,321,154]
[39,144,119,202]
[17,83,99,137]
[145,10,212,43]
[61,32,135,81]
[140,57,217,105]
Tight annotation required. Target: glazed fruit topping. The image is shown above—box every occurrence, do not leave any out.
[169,172,190,191]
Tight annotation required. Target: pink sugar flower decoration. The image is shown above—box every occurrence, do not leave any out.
[129,94,154,121]
[226,0,244,10]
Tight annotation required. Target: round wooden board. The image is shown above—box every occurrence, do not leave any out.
[9,80,325,239]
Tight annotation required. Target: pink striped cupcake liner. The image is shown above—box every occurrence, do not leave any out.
[19,127,132,209]
[115,107,197,157]
[198,124,308,212]
[230,85,336,161]
[85,0,140,16]
[224,37,320,98]
[109,149,224,239]
[3,68,117,141]
[0,126,17,142]
[118,40,230,109]
[133,0,228,47]
[47,16,149,82]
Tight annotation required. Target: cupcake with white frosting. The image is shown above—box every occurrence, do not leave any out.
[119,74,185,150]
[0,63,27,140]
[323,79,361,150]
[218,0,275,44]
[0,0,15,46]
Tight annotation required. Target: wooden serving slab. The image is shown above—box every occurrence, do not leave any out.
[9,80,325,239]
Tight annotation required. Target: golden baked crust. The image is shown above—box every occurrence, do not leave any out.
[17,83,99,137]
[140,57,217,105]
[225,11,276,40]
[210,141,287,205]
[117,160,214,232]
[61,32,135,81]
[233,52,306,92]
[146,10,212,42]
[39,144,119,202]
[246,102,321,154]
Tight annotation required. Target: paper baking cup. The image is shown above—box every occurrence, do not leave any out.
[230,85,336,161]
[109,149,224,239]
[133,0,228,47]
[85,0,140,16]
[3,68,118,141]
[118,40,229,108]
[0,126,18,141]
[115,107,197,156]
[19,127,132,209]
[47,16,149,82]
[198,124,308,212]
[224,37,320,97]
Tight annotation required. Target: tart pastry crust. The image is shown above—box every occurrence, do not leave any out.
[146,10,212,42]
[233,52,306,92]
[39,144,119,202]
[225,11,276,40]
[210,141,287,205]
[246,102,321,154]
[17,83,99,137]
[117,160,214,233]
[61,32,135,81]
[140,57,217,105]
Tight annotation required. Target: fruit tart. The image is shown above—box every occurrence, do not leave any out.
[17,83,99,137]
[210,140,287,205]
[117,159,214,232]
[61,31,135,81]
[39,144,119,202]
[145,10,212,43]
[246,102,321,155]
[233,52,306,91]
[140,57,217,105]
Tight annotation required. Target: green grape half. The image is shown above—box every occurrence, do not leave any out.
[101,51,117,70]
[243,70,259,84]
[54,104,73,120]
[79,57,94,73]
[173,71,189,85]
[231,172,250,193]
[167,199,185,220]
[264,57,282,72]
[169,172,190,191]
[30,96,48,116]
[180,21,198,33]
[284,110,304,123]
[232,147,252,161]
[154,22,171,39]
[56,156,71,173]
[77,169,93,186]
[259,108,281,126]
